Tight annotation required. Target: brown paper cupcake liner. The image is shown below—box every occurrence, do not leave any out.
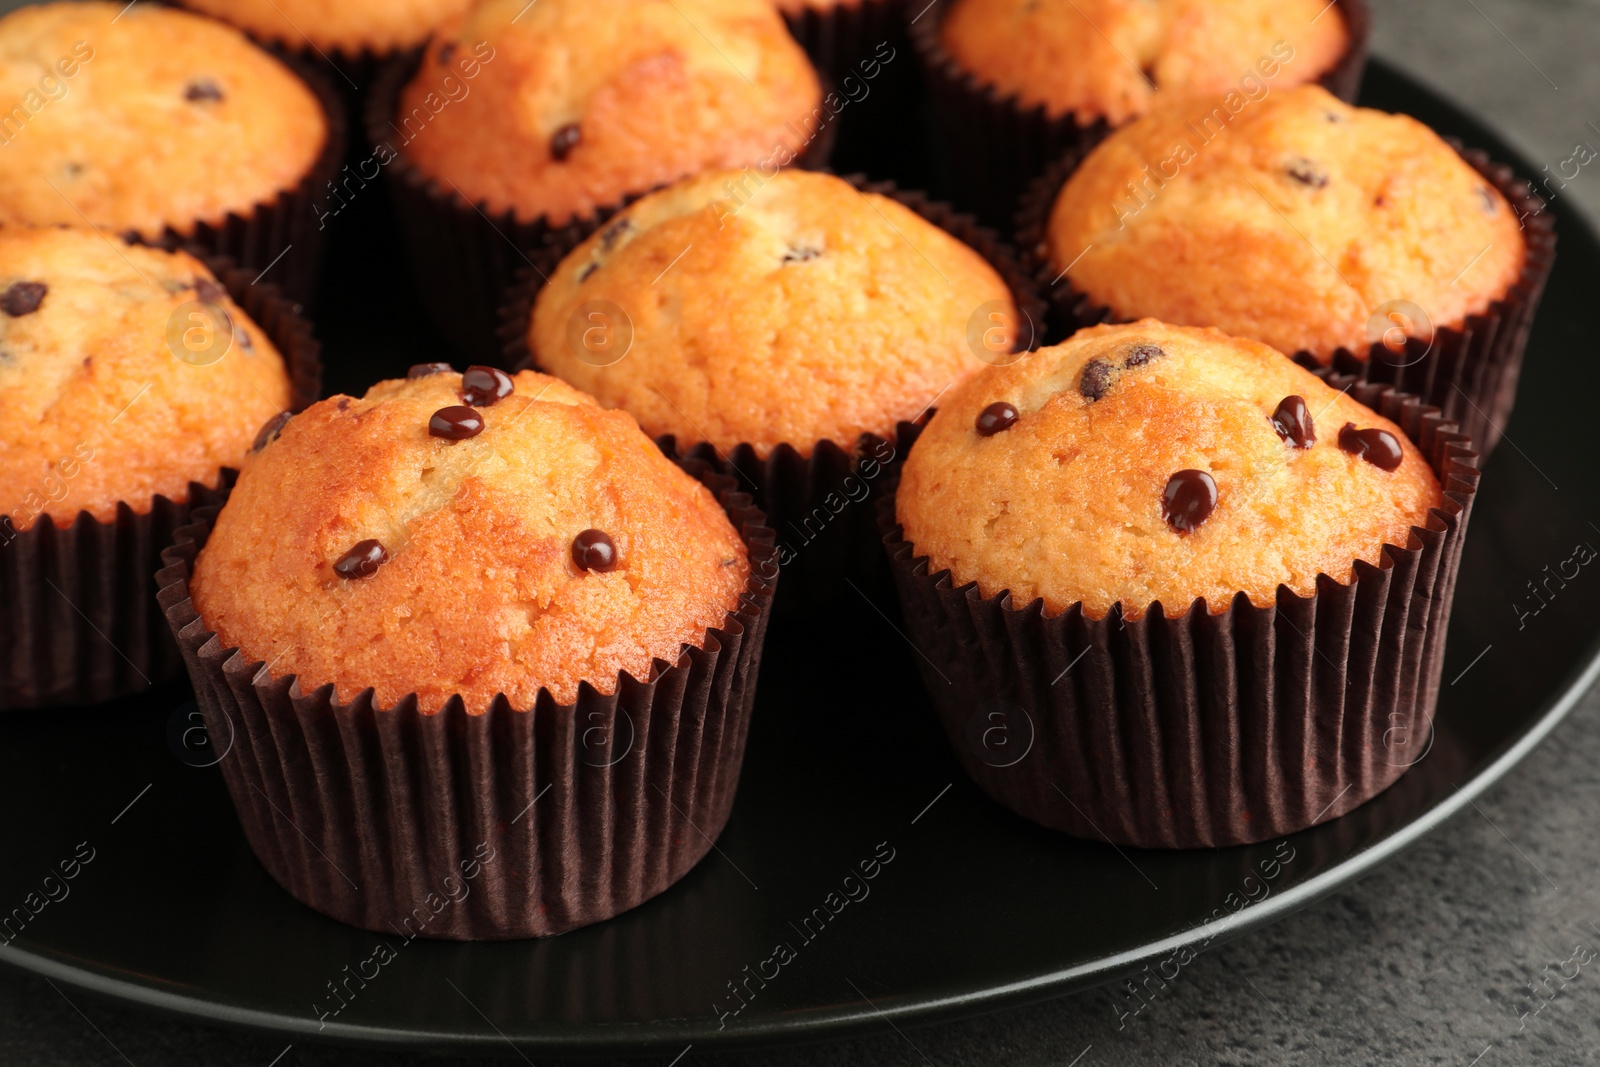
[1017,141,1557,458]
[498,176,1046,611]
[367,51,840,364]
[155,463,777,940]
[881,381,1478,848]
[782,0,905,84]
[139,55,346,306]
[781,0,922,178]
[911,0,1371,227]
[0,255,323,710]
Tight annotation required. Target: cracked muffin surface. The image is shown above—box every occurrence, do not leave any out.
[1044,85,1525,361]
[0,1,326,239]
[530,168,1019,455]
[189,368,751,712]
[397,0,821,225]
[0,227,291,528]
[895,320,1442,618]
[940,0,1347,126]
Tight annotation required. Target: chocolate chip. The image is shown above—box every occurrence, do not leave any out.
[1079,358,1113,401]
[577,262,599,283]
[1286,158,1328,188]
[782,245,821,264]
[461,365,513,407]
[1338,423,1403,471]
[1270,395,1316,449]
[1479,186,1497,214]
[184,78,223,103]
[429,405,484,441]
[550,123,582,161]
[599,217,632,250]
[1324,110,1342,123]
[975,401,1019,437]
[333,539,388,580]
[194,277,226,304]
[407,362,453,378]
[1161,469,1217,534]
[337,398,352,412]
[437,42,457,67]
[571,529,618,572]
[1123,343,1162,367]
[0,281,46,316]
[233,325,254,351]
[251,411,292,453]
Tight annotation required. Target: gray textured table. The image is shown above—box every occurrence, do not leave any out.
[4,1,1598,1064]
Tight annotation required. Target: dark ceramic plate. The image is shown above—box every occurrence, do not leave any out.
[1,60,1596,1057]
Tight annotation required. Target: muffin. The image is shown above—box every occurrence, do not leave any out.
[0,227,318,708]
[0,2,342,300]
[178,0,474,65]
[911,0,1369,225]
[373,0,826,359]
[1026,84,1557,454]
[190,370,751,711]
[885,321,1478,847]
[159,367,776,938]
[513,167,1038,605]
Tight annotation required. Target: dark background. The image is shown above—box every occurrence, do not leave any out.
[4,1,1600,1064]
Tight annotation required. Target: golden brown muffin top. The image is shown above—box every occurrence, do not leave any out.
[179,0,473,56]
[189,369,751,712]
[896,321,1442,618]
[0,3,327,240]
[395,0,822,225]
[531,169,1019,455]
[940,0,1347,125]
[1046,86,1525,361]
[0,227,291,529]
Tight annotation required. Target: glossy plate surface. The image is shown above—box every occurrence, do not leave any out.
[1,61,1596,1055]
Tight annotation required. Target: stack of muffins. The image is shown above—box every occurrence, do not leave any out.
[0,0,1554,939]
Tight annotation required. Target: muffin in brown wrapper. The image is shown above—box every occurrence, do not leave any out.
[881,382,1478,848]
[0,256,322,710]
[499,176,1045,612]
[142,57,347,306]
[911,0,1371,227]
[367,52,839,364]
[155,465,777,939]
[1017,141,1557,458]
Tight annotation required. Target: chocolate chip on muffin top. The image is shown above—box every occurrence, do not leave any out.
[896,320,1442,618]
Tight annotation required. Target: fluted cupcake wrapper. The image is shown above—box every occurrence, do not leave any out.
[0,258,323,710]
[881,382,1478,848]
[783,0,904,82]
[155,464,778,940]
[368,52,840,364]
[910,0,1371,228]
[781,0,922,177]
[1016,142,1557,458]
[498,175,1046,612]
[140,55,345,305]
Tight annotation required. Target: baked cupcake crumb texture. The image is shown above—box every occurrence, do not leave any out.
[1047,85,1525,361]
[0,227,292,529]
[189,369,751,712]
[896,320,1442,618]
[0,2,327,239]
[180,0,475,56]
[941,0,1349,124]
[398,0,821,224]
[531,168,1018,455]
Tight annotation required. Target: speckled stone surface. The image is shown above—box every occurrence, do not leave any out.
[3,1,1598,1064]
